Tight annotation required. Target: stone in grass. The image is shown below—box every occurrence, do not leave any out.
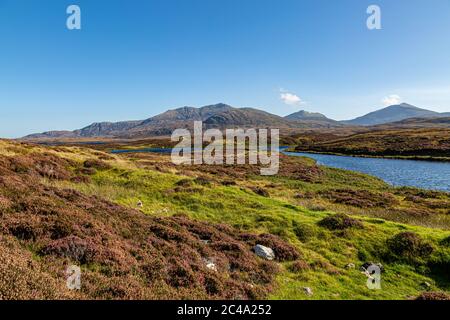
[303,287,313,296]
[253,244,275,261]
[203,258,217,272]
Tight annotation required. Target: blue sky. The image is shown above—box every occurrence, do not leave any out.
[0,0,449,137]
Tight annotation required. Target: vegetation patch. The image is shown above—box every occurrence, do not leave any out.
[0,151,291,299]
[319,189,397,208]
[318,213,363,231]
[386,232,434,264]
[415,291,450,300]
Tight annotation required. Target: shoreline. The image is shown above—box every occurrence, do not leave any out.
[287,149,450,163]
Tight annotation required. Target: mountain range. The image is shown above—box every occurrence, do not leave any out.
[23,102,450,139]
[342,103,450,126]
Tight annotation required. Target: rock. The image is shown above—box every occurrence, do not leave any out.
[203,258,217,272]
[345,263,355,269]
[200,239,210,245]
[137,200,143,208]
[303,287,313,296]
[253,244,275,261]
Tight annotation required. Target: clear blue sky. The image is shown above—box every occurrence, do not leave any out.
[1,0,449,137]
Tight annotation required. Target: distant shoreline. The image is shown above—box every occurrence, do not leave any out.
[285,148,450,162]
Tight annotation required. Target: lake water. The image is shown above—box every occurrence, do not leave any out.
[283,151,450,192]
[111,147,450,192]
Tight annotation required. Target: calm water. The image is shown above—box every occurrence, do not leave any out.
[283,151,450,192]
[111,147,450,192]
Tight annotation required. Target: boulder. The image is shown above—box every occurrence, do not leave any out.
[253,244,275,261]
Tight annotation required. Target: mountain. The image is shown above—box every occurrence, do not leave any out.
[343,103,444,126]
[26,102,449,140]
[285,110,330,121]
[75,120,143,137]
[23,104,308,140]
[204,108,292,127]
[142,103,233,124]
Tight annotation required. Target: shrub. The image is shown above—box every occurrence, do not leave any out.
[83,159,111,170]
[386,232,434,263]
[440,236,450,247]
[251,186,269,197]
[318,213,363,230]
[289,260,310,273]
[193,176,212,186]
[320,189,397,208]
[243,233,299,261]
[70,175,92,184]
[175,179,193,187]
[292,222,315,242]
[9,223,40,241]
[309,260,340,275]
[415,291,450,300]
[77,167,96,175]
[40,236,99,264]
[48,220,74,240]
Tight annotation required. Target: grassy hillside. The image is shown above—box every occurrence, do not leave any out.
[1,139,449,300]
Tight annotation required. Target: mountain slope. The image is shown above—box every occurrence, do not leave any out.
[23,103,330,140]
[142,103,233,124]
[374,117,450,129]
[204,107,293,127]
[74,120,143,137]
[285,110,330,121]
[343,103,441,126]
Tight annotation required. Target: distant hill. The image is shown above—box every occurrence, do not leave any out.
[204,108,292,127]
[23,104,311,140]
[23,102,450,140]
[343,103,447,126]
[373,117,450,129]
[285,110,329,121]
[284,110,341,128]
[143,103,233,124]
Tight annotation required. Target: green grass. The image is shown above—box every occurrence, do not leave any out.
[47,153,450,300]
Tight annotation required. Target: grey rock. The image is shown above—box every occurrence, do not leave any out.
[253,244,275,261]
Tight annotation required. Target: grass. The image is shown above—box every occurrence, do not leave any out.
[43,147,450,299]
[3,139,450,299]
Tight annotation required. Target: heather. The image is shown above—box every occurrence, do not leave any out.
[1,139,449,300]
